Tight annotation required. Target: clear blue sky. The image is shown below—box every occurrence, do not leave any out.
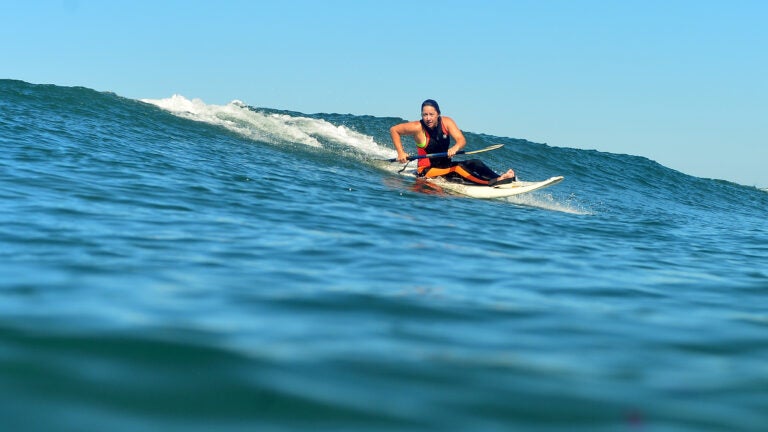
[4,0,767,187]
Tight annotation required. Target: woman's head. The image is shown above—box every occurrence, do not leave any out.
[421,99,441,129]
[421,99,440,114]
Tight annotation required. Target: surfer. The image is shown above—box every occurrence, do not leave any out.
[390,99,516,186]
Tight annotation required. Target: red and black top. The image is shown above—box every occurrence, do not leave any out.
[417,116,452,170]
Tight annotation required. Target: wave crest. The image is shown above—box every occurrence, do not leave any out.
[141,95,391,159]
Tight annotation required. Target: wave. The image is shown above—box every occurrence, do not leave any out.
[4,80,766,218]
[134,92,768,217]
[141,95,391,159]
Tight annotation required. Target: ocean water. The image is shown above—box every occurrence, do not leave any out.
[1,79,766,431]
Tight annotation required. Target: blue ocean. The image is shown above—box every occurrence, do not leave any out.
[1,79,766,431]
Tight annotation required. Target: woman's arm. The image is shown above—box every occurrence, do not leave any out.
[441,116,466,157]
[390,121,421,163]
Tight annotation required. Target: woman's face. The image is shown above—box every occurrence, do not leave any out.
[421,106,439,129]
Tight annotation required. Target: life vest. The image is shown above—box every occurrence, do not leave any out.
[417,117,451,169]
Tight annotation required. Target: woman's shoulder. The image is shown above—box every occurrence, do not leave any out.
[441,116,461,131]
[392,120,422,133]
[441,116,457,126]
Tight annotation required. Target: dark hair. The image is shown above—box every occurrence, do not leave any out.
[421,99,441,114]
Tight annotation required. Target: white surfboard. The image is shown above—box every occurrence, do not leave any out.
[426,176,564,199]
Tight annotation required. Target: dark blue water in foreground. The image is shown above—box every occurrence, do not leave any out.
[1,79,767,431]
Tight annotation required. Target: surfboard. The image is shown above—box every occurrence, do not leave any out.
[425,176,564,199]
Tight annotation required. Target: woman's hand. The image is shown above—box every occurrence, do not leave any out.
[397,150,409,164]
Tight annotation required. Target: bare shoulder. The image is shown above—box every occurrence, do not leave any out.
[391,120,421,135]
[442,115,457,126]
[441,116,461,131]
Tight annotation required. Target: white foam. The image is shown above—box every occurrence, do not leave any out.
[505,191,594,215]
[141,95,394,159]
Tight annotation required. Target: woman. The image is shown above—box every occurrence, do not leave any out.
[389,99,516,186]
